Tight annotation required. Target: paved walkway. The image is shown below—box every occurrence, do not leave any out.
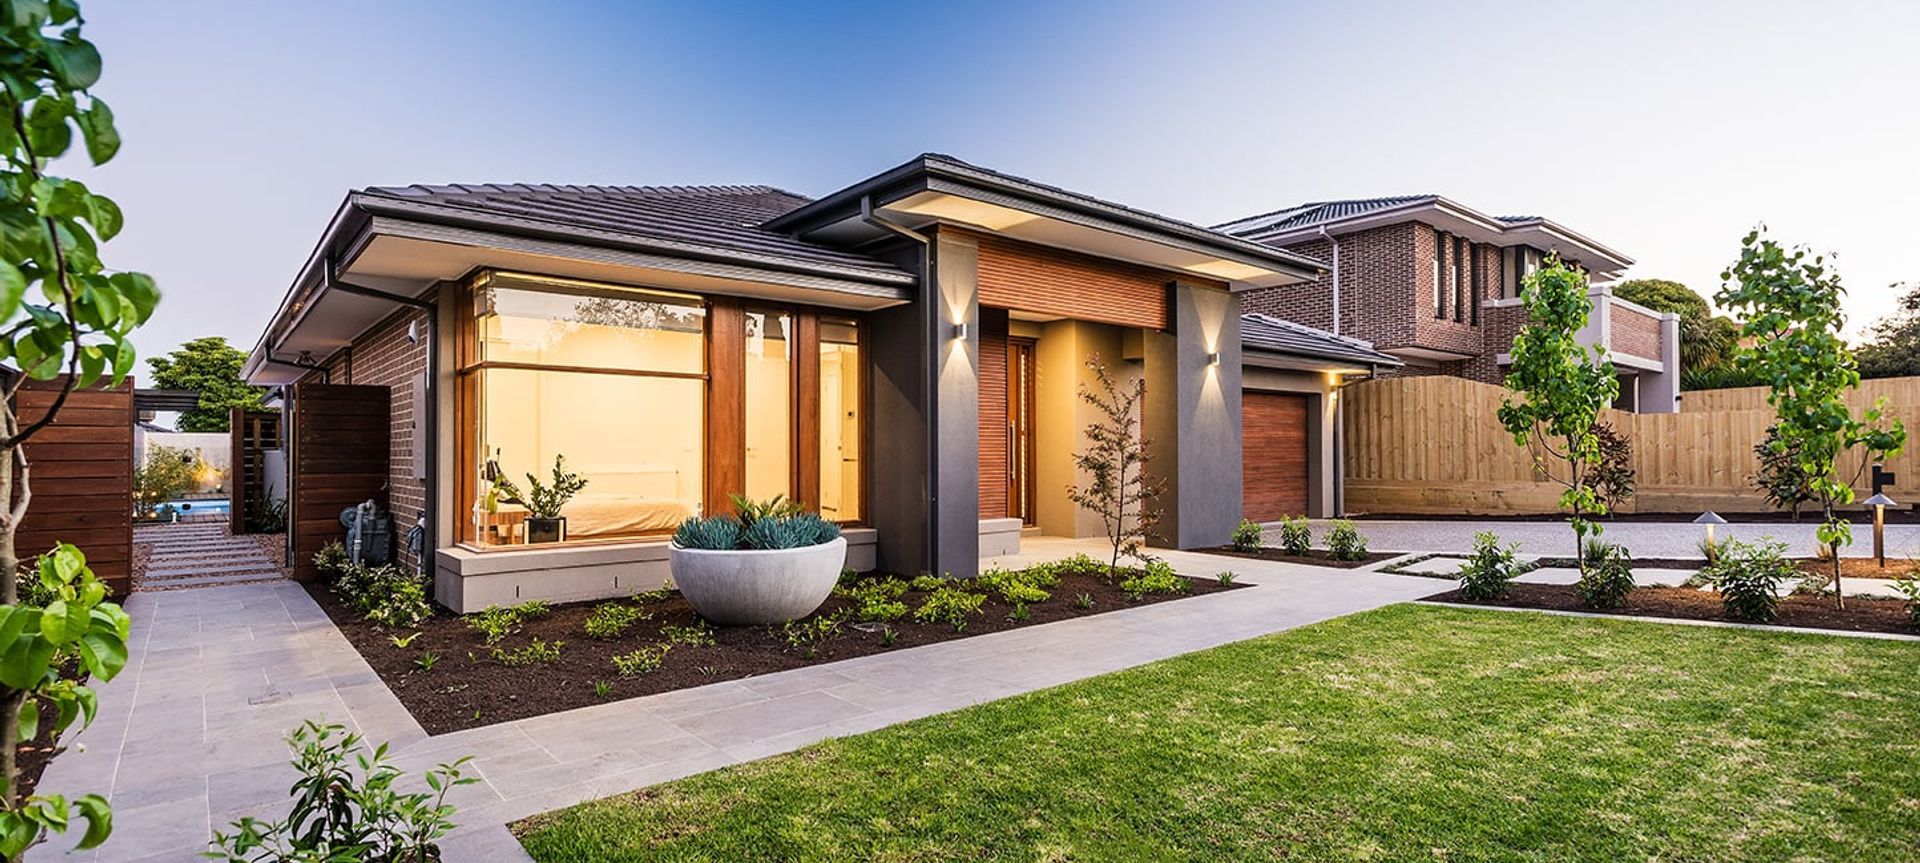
[31,538,1446,862]
[134,524,286,590]
[1315,518,1920,559]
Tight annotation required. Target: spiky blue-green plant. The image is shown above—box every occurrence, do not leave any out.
[673,515,744,550]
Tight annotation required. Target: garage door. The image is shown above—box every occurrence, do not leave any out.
[1242,391,1310,523]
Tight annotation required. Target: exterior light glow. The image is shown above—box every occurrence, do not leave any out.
[1693,510,1728,549]
[1205,351,1221,368]
[952,321,968,341]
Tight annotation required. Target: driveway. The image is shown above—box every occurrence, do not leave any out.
[1311,518,1920,560]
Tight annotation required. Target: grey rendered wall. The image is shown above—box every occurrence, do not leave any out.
[1145,283,1244,549]
[929,232,982,578]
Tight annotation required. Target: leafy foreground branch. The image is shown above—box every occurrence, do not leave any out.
[0,2,158,859]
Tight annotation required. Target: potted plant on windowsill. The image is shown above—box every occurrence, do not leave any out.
[669,494,846,625]
[492,455,587,544]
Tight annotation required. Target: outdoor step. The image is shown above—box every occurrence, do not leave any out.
[145,570,283,584]
[142,573,286,589]
[145,562,282,578]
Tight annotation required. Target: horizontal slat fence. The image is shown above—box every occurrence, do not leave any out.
[13,377,133,594]
[1342,375,1920,515]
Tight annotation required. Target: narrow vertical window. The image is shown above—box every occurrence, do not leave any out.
[744,309,793,502]
[818,318,862,522]
[1432,232,1445,318]
[1469,243,1481,324]
[1454,236,1467,323]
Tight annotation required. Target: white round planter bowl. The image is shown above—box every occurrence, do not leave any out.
[667,537,848,626]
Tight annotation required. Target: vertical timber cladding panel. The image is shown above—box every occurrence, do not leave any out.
[290,384,390,581]
[977,307,1009,519]
[341,309,429,570]
[972,233,1178,330]
[1241,392,1309,522]
[14,378,132,594]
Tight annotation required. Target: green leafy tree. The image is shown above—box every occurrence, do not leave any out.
[1715,228,1906,608]
[1855,282,1920,379]
[1499,255,1619,569]
[132,444,195,518]
[144,336,262,432]
[0,2,155,858]
[1613,278,1741,375]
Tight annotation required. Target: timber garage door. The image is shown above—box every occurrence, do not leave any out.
[1242,391,1309,523]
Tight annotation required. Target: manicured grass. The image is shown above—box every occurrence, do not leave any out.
[515,605,1920,862]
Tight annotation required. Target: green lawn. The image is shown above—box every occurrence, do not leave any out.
[515,605,1920,862]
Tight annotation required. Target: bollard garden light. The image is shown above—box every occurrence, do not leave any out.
[1694,510,1728,551]
[1864,493,1897,569]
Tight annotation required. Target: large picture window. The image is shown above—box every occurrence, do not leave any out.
[461,272,706,546]
[458,270,865,549]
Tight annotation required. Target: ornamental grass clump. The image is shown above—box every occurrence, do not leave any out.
[1705,538,1796,623]
[1458,531,1521,601]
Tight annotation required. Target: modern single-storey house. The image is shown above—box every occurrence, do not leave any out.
[1216,195,1681,413]
[241,155,1398,611]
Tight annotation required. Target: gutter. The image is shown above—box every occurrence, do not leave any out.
[859,195,939,578]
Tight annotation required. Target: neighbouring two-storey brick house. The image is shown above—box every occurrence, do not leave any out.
[1216,195,1682,413]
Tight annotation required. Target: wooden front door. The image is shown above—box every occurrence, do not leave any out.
[1242,391,1310,523]
[1006,338,1037,525]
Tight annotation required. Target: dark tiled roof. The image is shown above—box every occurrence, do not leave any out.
[1214,195,1439,238]
[357,183,910,283]
[1241,313,1402,368]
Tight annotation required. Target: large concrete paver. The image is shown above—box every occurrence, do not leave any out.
[32,537,1448,861]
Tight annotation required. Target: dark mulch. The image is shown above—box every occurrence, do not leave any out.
[1358,509,1920,524]
[311,569,1245,735]
[1197,547,1403,569]
[1426,582,1918,636]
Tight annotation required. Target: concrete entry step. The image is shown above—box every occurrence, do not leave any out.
[135,523,287,592]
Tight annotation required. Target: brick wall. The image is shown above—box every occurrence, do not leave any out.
[303,309,429,571]
[1610,301,1662,362]
[1242,223,1418,348]
[1460,302,1526,384]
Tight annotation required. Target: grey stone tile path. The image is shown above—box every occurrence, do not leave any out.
[1295,518,1920,560]
[27,537,1469,861]
[134,524,286,590]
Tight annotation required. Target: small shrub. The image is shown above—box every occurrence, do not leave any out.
[312,540,349,581]
[909,573,945,592]
[780,613,846,657]
[1458,532,1521,601]
[1584,421,1636,512]
[1119,560,1188,600]
[207,721,477,862]
[468,605,524,646]
[1892,573,1920,628]
[1230,519,1263,552]
[1216,571,1237,587]
[915,587,986,631]
[1325,520,1369,561]
[584,603,650,640]
[1577,542,1636,610]
[1278,516,1311,556]
[492,638,564,667]
[1706,538,1795,623]
[840,577,911,622]
[1072,592,1094,610]
[977,567,1051,606]
[661,622,717,647]
[852,597,907,623]
[1696,534,1728,565]
[337,563,433,629]
[612,644,673,677]
[631,579,676,604]
[413,651,439,672]
[513,599,553,619]
[593,680,614,699]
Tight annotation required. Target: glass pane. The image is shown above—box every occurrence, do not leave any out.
[743,310,791,502]
[819,319,861,522]
[471,368,703,546]
[476,278,704,374]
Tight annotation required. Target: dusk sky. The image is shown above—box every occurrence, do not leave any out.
[74,0,1919,365]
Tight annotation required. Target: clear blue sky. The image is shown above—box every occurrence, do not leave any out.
[75,0,1919,365]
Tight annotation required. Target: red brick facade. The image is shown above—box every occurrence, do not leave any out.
[1610,302,1663,362]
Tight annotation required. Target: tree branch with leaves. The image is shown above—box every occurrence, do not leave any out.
[1714,227,1905,608]
[1498,255,1619,570]
[0,2,156,858]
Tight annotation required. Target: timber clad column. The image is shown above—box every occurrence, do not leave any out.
[1145,283,1243,549]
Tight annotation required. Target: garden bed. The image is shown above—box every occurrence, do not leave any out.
[310,562,1244,734]
[1197,546,1402,569]
[1424,583,1916,636]
[1356,509,1920,524]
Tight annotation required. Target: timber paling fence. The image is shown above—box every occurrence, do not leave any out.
[1341,374,1920,516]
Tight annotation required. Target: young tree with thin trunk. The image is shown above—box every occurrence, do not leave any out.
[1066,354,1164,580]
[0,2,157,858]
[1715,228,1905,608]
[1498,255,1619,570]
